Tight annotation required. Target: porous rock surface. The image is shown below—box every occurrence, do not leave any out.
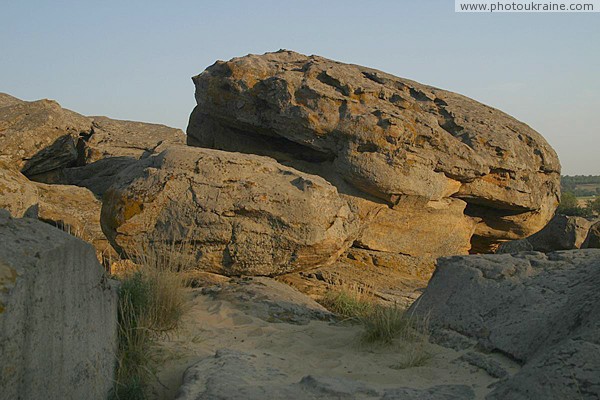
[101,146,359,276]
[175,349,474,400]
[0,166,116,265]
[202,277,333,324]
[497,214,591,253]
[0,210,118,400]
[410,250,600,399]
[187,50,560,253]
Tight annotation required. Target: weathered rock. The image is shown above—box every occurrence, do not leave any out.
[0,210,118,400]
[279,247,434,308]
[81,116,185,163]
[101,146,359,276]
[410,250,600,400]
[201,277,333,324]
[497,214,591,253]
[0,163,39,217]
[0,167,117,266]
[355,197,476,257]
[0,96,92,177]
[34,116,185,195]
[0,94,185,196]
[175,349,475,400]
[583,221,600,249]
[0,92,24,107]
[455,352,509,379]
[187,50,560,252]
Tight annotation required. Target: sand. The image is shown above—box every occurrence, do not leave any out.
[151,286,519,400]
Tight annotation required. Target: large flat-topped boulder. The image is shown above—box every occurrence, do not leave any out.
[101,146,359,276]
[0,211,118,400]
[187,50,561,251]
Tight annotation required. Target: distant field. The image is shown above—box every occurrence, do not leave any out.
[577,196,596,208]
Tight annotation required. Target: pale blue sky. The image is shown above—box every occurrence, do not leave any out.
[1,0,598,175]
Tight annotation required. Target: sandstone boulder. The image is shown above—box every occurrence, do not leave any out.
[81,115,185,163]
[0,94,185,196]
[0,96,92,177]
[497,214,591,253]
[0,93,25,107]
[583,221,600,249]
[187,50,560,253]
[52,116,185,197]
[0,210,118,400]
[409,250,600,399]
[101,146,359,276]
[0,166,116,266]
[279,247,435,308]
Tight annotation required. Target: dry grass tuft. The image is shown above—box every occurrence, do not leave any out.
[320,284,432,367]
[319,282,375,320]
[110,240,190,400]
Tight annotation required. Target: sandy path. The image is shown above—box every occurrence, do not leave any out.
[151,287,519,400]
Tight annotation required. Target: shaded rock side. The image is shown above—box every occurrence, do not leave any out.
[0,94,185,197]
[0,96,92,177]
[0,166,117,266]
[583,221,600,249]
[279,247,435,308]
[187,50,560,251]
[0,211,118,400]
[101,146,359,276]
[497,214,591,253]
[52,116,186,197]
[409,250,600,400]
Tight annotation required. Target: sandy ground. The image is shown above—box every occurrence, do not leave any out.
[151,287,519,400]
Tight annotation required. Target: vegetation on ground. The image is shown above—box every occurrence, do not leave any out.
[557,191,600,217]
[110,242,189,400]
[561,175,600,197]
[320,285,431,368]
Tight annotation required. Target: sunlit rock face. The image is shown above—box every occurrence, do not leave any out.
[186,50,561,254]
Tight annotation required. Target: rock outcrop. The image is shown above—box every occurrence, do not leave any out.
[0,94,185,196]
[0,166,116,265]
[0,97,92,178]
[187,50,561,253]
[497,214,592,253]
[583,221,600,249]
[0,210,118,400]
[279,247,435,308]
[101,146,359,276]
[175,349,475,400]
[409,250,600,400]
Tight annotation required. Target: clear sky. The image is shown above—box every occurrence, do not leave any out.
[1,0,598,175]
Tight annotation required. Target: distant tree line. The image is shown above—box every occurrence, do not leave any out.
[561,175,600,197]
[558,175,600,216]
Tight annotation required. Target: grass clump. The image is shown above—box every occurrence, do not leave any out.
[321,285,432,367]
[320,283,375,319]
[110,242,188,400]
